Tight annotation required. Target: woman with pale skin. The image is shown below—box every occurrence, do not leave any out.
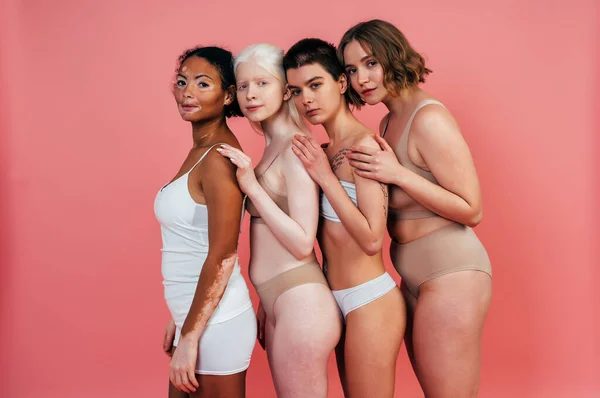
[340,19,493,398]
[283,38,406,398]
[216,43,341,398]
[155,46,256,398]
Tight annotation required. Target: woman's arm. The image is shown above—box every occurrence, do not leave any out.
[348,106,482,227]
[249,146,319,258]
[169,150,244,393]
[218,144,319,259]
[293,135,388,256]
[181,152,244,340]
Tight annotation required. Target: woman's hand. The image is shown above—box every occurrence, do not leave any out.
[169,335,200,393]
[217,144,261,196]
[347,135,406,185]
[163,319,176,357]
[291,135,333,186]
[256,301,267,350]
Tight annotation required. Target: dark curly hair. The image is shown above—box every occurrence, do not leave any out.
[282,38,361,107]
[338,19,433,108]
[175,46,243,118]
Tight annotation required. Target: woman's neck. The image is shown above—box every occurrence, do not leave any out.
[191,116,228,147]
[323,104,360,144]
[382,86,422,117]
[261,103,300,147]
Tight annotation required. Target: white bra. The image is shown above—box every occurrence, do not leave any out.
[319,180,358,223]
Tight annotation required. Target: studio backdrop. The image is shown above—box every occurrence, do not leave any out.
[1,0,598,397]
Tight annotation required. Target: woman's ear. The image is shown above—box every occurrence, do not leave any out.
[224,85,235,105]
[339,74,348,94]
[283,85,292,101]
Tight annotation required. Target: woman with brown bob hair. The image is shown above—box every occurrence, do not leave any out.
[340,19,492,398]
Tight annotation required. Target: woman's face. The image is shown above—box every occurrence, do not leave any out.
[173,56,233,122]
[343,40,387,106]
[286,63,346,125]
[235,58,285,123]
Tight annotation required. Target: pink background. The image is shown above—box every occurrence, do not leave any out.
[1,0,598,397]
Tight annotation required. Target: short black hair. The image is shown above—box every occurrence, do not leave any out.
[176,46,242,118]
[282,38,360,107]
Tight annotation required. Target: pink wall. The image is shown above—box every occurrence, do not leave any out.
[1,0,598,397]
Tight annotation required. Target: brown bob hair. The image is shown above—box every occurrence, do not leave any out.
[338,19,432,107]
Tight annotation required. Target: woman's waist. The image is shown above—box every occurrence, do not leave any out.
[165,276,252,326]
[318,228,383,259]
[387,215,455,244]
[160,245,208,265]
[322,251,386,290]
[162,258,242,284]
[249,251,318,286]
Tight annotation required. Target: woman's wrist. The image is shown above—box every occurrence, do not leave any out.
[393,165,409,188]
[317,169,337,189]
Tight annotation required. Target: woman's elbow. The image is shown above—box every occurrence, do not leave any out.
[363,238,383,257]
[291,240,315,260]
[466,208,483,228]
[216,252,238,273]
